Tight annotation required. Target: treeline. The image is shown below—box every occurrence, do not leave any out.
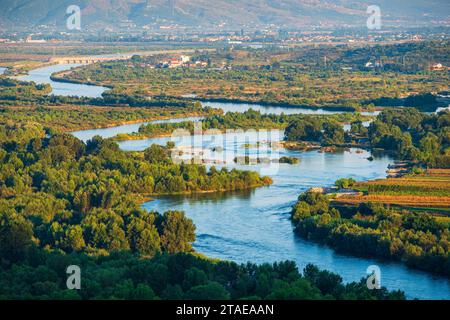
[284,116,345,145]
[290,40,450,74]
[0,122,271,257]
[368,109,450,167]
[0,247,405,300]
[129,109,365,140]
[0,78,51,100]
[284,108,450,167]
[0,77,201,110]
[0,105,214,133]
[291,192,450,277]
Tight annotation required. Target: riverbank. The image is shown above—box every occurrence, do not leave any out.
[291,169,450,278]
[2,60,55,76]
[190,97,359,112]
[0,105,215,134]
[136,179,273,202]
[50,70,115,89]
[15,63,110,98]
[108,110,374,143]
[66,112,209,133]
[51,70,365,113]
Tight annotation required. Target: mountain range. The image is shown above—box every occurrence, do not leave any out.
[0,0,449,31]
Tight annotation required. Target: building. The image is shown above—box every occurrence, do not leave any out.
[25,35,46,43]
[431,63,444,71]
[168,58,182,68]
[180,55,190,63]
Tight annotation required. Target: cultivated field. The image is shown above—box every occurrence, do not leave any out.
[334,169,450,213]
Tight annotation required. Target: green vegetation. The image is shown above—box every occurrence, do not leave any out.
[0,78,220,134]
[0,78,51,100]
[1,40,448,300]
[285,108,450,168]
[367,109,450,167]
[279,156,300,165]
[287,40,450,78]
[335,178,356,189]
[0,77,207,111]
[0,105,217,133]
[115,109,368,140]
[0,122,271,258]
[0,247,405,300]
[60,42,449,111]
[291,191,450,277]
[284,117,345,145]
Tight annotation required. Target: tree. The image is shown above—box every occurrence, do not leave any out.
[0,211,33,262]
[187,282,230,300]
[350,120,368,136]
[419,133,440,166]
[284,118,322,142]
[127,214,161,257]
[322,121,345,145]
[62,225,86,252]
[144,144,171,164]
[160,211,196,254]
[132,284,156,300]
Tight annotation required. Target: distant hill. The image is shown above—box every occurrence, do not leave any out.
[0,0,449,31]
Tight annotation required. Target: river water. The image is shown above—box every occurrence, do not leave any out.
[23,64,450,299]
[203,101,345,115]
[16,64,109,98]
[72,116,205,142]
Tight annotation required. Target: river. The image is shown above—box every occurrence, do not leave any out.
[24,63,450,299]
[16,64,109,98]
[72,116,205,142]
[203,101,380,116]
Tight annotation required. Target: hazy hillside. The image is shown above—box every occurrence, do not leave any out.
[0,0,449,31]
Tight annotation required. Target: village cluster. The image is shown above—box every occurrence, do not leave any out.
[137,55,209,69]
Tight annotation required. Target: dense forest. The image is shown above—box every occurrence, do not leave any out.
[0,247,405,300]
[0,115,407,300]
[285,109,450,167]
[0,77,205,111]
[368,109,450,167]
[291,191,450,277]
[284,116,345,145]
[0,122,271,258]
[0,78,51,100]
